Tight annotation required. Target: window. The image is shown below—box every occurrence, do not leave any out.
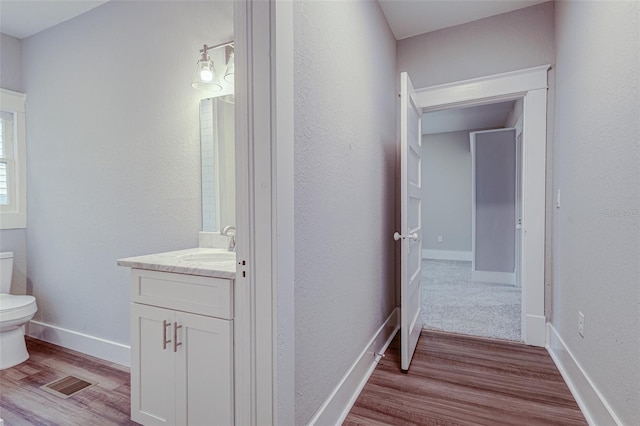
[0,89,27,229]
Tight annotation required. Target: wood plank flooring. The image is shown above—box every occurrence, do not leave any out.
[0,337,137,426]
[344,330,586,426]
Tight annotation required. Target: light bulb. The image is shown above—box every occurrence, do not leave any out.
[200,68,213,82]
[200,61,214,82]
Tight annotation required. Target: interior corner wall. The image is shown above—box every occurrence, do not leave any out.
[0,33,27,297]
[293,1,397,423]
[22,1,233,347]
[552,1,639,423]
[421,131,472,252]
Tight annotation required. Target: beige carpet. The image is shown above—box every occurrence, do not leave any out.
[421,259,522,342]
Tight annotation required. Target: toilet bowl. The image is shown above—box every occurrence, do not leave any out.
[0,252,38,370]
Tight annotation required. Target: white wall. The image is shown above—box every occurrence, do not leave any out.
[421,131,471,252]
[293,1,397,423]
[0,33,27,296]
[552,1,639,423]
[22,1,232,346]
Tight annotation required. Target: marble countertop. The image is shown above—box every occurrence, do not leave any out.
[118,247,236,279]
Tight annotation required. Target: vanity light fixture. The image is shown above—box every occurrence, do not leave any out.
[223,46,234,83]
[191,41,234,92]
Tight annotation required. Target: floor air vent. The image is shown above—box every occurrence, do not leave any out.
[40,375,95,399]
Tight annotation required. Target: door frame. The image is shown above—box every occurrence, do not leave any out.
[415,65,550,346]
[234,1,296,424]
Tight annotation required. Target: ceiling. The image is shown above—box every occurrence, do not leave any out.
[0,0,550,42]
[378,0,549,40]
[423,100,516,135]
[0,0,108,39]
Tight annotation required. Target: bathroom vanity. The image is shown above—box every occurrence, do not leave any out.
[118,248,237,426]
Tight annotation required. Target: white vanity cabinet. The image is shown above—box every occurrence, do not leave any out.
[129,269,234,426]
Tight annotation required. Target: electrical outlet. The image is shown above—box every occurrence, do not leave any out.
[437,235,443,243]
[578,311,585,337]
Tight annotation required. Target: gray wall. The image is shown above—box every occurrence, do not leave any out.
[397,2,555,88]
[474,130,516,273]
[22,1,232,345]
[0,32,27,296]
[1,33,22,91]
[421,131,471,252]
[552,1,639,423]
[293,1,397,423]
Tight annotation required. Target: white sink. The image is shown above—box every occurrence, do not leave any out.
[178,251,236,263]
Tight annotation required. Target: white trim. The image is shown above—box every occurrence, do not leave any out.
[0,89,27,230]
[546,324,621,426]
[234,1,258,424]
[307,308,400,426]
[524,314,546,347]
[422,249,472,261]
[274,1,296,425]
[470,132,476,273]
[471,270,516,286]
[26,321,130,367]
[416,65,550,111]
[514,115,523,139]
[415,65,550,346]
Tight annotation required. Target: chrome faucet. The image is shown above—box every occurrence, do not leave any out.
[221,225,236,252]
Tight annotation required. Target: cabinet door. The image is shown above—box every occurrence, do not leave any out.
[174,311,234,426]
[131,304,176,426]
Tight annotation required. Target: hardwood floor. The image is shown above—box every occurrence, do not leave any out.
[0,337,137,426]
[344,330,587,426]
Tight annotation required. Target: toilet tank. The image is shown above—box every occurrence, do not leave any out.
[0,252,14,294]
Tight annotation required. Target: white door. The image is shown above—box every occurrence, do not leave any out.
[396,72,423,372]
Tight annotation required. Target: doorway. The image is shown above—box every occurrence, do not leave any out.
[413,65,549,347]
[420,101,523,341]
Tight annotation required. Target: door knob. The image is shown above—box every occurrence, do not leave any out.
[394,232,419,241]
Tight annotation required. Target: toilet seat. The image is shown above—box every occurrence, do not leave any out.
[0,294,37,323]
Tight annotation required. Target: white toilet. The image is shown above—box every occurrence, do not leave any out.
[0,252,37,370]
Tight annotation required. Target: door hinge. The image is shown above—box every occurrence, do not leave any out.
[239,260,246,278]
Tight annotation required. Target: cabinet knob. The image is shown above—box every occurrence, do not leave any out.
[162,320,171,350]
[174,323,182,352]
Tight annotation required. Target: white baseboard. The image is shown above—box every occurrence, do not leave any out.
[524,314,546,347]
[27,321,130,367]
[307,307,400,426]
[546,324,620,426]
[422,249,472,261]
[471,270,515,285]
